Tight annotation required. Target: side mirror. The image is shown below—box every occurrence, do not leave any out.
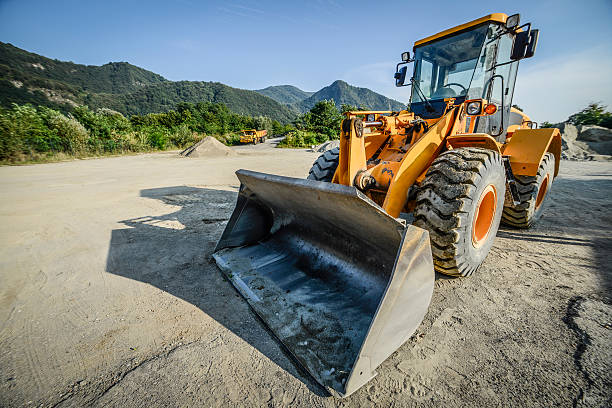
[525,29,539,58]
[394,66,408,87]
[401,52,411,62]
[511,30,530,60]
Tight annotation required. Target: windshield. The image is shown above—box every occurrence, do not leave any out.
[411,24,489,103]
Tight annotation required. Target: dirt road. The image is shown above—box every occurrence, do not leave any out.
[1,142,610,407]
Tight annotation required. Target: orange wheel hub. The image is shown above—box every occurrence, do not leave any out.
[472,185,497,248]
[535,175,549,210]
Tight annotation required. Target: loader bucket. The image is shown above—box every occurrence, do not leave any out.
[213,170,434,397]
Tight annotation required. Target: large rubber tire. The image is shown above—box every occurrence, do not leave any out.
[502,153,555,228]
[414,147,506,277]
[307,147,339,182]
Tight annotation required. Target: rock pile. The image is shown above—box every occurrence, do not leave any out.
[180,136,237,158]
[556,123,612,161]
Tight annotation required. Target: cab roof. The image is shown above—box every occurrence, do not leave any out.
[414,13,508,47]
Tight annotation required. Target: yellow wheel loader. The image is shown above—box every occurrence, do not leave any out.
[214,13,561,397]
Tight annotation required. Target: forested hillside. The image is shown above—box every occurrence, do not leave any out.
[1,42,406,125]
[255,85,314,105]
[293,80,406,112]
[87,81,297,122]
[0,42,296,123]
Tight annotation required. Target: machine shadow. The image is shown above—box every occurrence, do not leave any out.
[105,185,328,396]
[104,176,611,396]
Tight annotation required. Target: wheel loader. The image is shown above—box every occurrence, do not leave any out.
[213,13,561,397]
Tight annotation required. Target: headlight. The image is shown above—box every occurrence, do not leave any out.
[367,114,375,122]
[466,101,482,115]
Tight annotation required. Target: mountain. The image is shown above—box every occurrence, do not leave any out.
[0,42,296,122]
[0,42,405,123]
[0,42,166,95]
[255,85,314,105]
[293,80,406,113]
[85,81,297,121]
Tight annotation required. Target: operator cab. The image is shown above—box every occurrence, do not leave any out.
[395,13,538,139]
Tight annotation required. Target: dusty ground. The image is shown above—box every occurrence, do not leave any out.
[0,140,610,407]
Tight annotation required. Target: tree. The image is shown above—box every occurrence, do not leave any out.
[567,103,612,127]
[300,100,343,140]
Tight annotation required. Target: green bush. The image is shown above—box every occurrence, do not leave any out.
[0,101,279,163]
[282,100,344,148]
[169,124,193,148]
[0,104,58,159]
[146,127,169,150]
[40,107,88,153]
[213,133,241,146]
[298,100,342,140]
[277,130,321,148]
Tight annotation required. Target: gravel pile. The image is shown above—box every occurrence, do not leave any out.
[180,136,237,158]
[557,123,612,161]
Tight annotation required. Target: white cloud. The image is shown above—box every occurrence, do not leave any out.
[514,46,612,123]
[343,46,612,123]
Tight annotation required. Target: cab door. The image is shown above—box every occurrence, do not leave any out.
[486,31,519,140]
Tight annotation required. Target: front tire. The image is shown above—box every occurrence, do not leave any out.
[502,153,555,228]
[414,147,505,277]
[307,147,339,182]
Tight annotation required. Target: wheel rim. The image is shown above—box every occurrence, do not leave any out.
[535,175,549,210]
[472,184,497,248]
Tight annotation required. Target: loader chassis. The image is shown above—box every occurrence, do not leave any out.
[214,13,560,397]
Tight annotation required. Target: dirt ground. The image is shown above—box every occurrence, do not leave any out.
[0,140,610,407]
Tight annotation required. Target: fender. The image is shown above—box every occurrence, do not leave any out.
[446,133,502,154]
[502,128,562,176]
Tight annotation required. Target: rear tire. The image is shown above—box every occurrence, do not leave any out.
[413,147,505,277]
[307,147,340,182]
[502,153,555,228]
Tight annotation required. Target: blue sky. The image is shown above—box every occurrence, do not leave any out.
[1,0,611,122]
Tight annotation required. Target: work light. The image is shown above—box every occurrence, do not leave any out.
[506,14,520,29]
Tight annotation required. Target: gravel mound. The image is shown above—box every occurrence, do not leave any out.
[180,136,237,158]
[554,123,612,161]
